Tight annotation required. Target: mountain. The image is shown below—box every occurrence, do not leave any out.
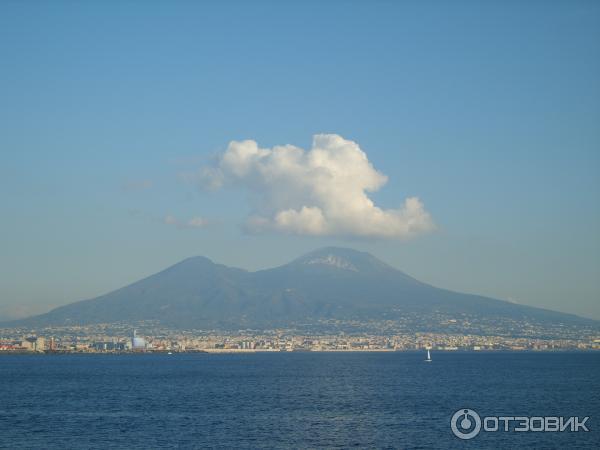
[4,247,597,333]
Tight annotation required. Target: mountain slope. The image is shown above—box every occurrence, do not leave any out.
[5,247,596,331]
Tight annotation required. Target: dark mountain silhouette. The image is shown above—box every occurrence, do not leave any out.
[5,247,596,331]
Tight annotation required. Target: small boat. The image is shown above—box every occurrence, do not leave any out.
[167,351,173,355]
[425,349,432,362]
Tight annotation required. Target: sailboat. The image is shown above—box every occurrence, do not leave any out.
[425,349,432,362]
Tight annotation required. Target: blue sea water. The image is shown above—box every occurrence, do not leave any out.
[0,352,598,449]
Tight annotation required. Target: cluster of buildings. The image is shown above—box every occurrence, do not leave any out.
[1,327,599,353]
[0,330,148,353]
[0,335,47,352]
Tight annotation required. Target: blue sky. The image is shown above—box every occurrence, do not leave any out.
[1,1,599,320]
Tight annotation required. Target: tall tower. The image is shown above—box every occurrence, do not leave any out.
[131,329,147,350]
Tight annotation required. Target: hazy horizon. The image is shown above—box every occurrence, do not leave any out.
[1,245,598,323]
[1,1,599,321]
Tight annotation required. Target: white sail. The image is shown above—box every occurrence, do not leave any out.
[426,349,432,361]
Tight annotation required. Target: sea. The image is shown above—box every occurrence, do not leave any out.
[0,352,598,449]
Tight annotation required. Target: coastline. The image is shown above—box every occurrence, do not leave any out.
[1,348,598,355]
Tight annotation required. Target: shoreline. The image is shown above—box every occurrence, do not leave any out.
[1,348,598,356]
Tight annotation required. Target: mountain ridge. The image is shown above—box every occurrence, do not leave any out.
[3,247,597,332]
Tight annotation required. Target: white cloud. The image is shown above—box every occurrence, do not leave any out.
[164,215,209,229]
[187,217,209,228]
[199,133,435,239]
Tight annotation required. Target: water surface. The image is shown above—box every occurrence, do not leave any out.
[0,352,598,449]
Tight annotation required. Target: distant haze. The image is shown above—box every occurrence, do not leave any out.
[6,248,597,336]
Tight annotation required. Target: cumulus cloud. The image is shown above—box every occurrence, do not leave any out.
[198,134,435,239]
[164,215,209,229]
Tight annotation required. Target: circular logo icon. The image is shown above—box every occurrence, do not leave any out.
[451,408,482,440]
